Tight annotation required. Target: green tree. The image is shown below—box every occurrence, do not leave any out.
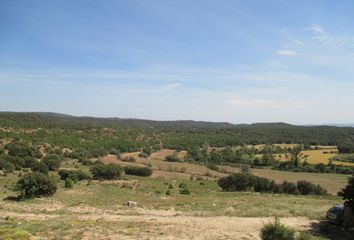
[90,163,123,180]
[289,145,307,168]
[16,172,57,199]
[338,174,354,211]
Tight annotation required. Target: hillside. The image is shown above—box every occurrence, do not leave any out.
[1,112,354,147]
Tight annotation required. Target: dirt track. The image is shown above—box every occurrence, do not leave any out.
[0,207,318,240]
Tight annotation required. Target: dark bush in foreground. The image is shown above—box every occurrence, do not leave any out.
[260,219,295,240]
[124,166,153,176]
[338,174,354,211]
[16,172,57,199]
[90,163,123,180]
[58,169,91,182]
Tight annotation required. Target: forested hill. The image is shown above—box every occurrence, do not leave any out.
[0,112,354,147]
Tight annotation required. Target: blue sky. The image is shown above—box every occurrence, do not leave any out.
[1,0,354,124]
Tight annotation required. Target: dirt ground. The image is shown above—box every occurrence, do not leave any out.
[0,203,318,240]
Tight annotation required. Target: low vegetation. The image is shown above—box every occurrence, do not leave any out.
[90,162,123,180]
[124,166,153,176]
[16,172,57,199]
[218,173,327,195]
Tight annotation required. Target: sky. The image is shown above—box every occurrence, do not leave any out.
[1,0,354,124]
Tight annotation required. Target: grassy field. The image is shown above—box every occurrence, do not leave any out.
[0,171,343,239]
[0,148,351,239]
[116,149,350,194]
[273,149,354,167]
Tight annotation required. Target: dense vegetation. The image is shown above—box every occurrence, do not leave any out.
[124,166,153,176]
[338,174,354,211]
[218,173,327,195]
[16,172,57,199]
[1,112,354,151]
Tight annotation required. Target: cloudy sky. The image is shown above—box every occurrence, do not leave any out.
[1,0,354,124]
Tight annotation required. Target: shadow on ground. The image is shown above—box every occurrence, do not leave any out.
[310,221,354,240]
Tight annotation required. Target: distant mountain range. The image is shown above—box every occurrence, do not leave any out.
[0,111,353,129]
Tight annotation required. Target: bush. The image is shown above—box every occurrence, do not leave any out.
[5,142,42,158]
[0,160,15,173]
[23,156,38,168]
[260,219,295,240]
[16,172,57,199]
[64,178,74,188]
[179,183,187,189]
[78,158,93,166]
[338,174,354,211]
[217,173,255,192]
[42,154,62,171]
[281,181,299,195]
[207,162,219,171]
[165,154,181,162]
[179,188,191,195]
[58,169,91,182]
[218,174,327,196]
[90,163,123,180]
[31,162,49,174]
[297,181,327,195]
[296,181,314,195]
[124,166,153,176]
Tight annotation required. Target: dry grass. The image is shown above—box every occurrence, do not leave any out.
[274,149,354,167]
[251,168,348,194]
[105,149,349,195]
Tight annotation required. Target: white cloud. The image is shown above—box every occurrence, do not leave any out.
[276,50,296,56]
[225,98,275,108]
[306,24,346,47]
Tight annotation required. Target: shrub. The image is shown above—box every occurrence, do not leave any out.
[42,154,62,171]
[260,219,295,240]
[23,156,38,168]
[179,183,187,189]
[5,142,42,158]
[207,162,219,171]
[165,154,181,162]
[90,163,123,180]
[296,181,314,195]
[166,189,171,195]
[64,178,74,188]
[31,162,49,174]
[78,158,93,166]
[253,177,273,192]
[338,174,354,211]
[179,188,191,195]
[217,173,255,192]
[297,181,327,195]
[281,181,299,195]
[16,172,57,199]
[58,169,91,182]
[124,166,153,176]
[0,160,15,173]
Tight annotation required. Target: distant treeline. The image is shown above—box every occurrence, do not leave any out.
[1,112,354,151]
